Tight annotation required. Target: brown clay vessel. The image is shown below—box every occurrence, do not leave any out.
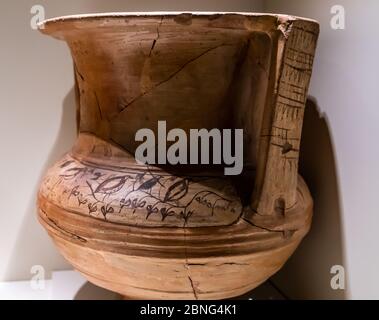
[37,12,319,299]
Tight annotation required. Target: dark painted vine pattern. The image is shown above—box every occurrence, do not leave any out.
[46,158,238,223]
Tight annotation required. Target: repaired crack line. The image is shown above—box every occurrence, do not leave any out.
[183,228,199,300]
[243,217,283,234]
[187,275,198,300]
[243,217,297,239]
[116,43,230,116]
[41,209,87,243]
[94,91,103,120]
[148,16,163,57]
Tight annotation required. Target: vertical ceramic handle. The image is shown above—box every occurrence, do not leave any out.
[251,19,319,216]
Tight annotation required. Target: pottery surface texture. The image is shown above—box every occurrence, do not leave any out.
[37,12,319,299]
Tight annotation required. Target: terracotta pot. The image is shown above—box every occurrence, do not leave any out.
[37,12,319,299]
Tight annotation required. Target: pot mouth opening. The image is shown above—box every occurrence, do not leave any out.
[37,11,318,38]
[38,11,276,25]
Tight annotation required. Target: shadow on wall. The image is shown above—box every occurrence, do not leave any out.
[4,88,76,281]
[271,98,347,299]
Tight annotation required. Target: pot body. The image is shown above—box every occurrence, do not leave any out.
[37,13,318,299]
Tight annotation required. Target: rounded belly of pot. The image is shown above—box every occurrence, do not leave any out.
[38,153,243,228]
[36,134,313,299]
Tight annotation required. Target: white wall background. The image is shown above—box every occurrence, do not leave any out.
[1,0,377,299]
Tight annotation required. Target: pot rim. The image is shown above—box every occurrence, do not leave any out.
[37,11,318,32]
